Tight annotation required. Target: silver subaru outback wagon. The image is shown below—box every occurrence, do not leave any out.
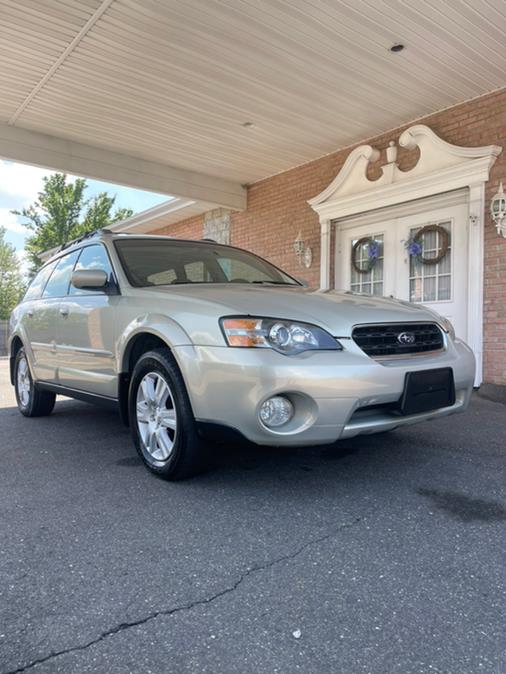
[9,230,475,480]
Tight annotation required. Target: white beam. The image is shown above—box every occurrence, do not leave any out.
[0,124,246,210]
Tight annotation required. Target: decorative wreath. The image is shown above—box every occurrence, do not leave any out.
[406,224,450,266]
[351,236,381,274]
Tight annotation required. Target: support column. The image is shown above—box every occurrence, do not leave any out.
[467,182,486,386]
[319,219,331,290]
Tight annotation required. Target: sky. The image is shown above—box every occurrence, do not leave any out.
[0,159,169,271]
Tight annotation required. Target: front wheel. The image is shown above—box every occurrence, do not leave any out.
[14,348,56,417]
[129,348,208,480]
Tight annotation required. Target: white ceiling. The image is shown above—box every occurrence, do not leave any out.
[1,0,505,187]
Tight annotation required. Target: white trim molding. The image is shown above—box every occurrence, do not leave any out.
[309,124,502,385]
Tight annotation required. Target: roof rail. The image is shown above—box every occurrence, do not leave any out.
[39,228,116,262]
[57,228,107,253]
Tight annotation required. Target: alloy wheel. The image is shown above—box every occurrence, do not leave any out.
[17,356,31,407]
[136,372,177,461]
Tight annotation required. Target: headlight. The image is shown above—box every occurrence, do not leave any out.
[220,317,342,355]
[438,316,456,340]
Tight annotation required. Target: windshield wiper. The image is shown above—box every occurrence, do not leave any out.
[251,280,298,285]
[157,281,214,285]
[149,280,298,287]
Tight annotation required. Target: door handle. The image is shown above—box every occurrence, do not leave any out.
[60,307,69,317]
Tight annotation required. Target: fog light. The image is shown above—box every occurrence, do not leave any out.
[259,396,294,428]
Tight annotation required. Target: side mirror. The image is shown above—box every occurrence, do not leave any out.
[71,269,108,290]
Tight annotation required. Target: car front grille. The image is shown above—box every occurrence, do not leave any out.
[352,323,445,358]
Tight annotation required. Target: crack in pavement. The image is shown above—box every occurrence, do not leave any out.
[3,516,363,674]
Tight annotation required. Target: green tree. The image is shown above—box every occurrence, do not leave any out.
[13,173,133,274]
[0,227,25,319]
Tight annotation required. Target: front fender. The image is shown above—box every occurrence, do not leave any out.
[117,313,192,373]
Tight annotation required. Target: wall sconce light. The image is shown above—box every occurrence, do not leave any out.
[491,182,506,238]
[293,230,312,268]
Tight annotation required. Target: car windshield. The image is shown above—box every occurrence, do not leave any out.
[114,239,300,287]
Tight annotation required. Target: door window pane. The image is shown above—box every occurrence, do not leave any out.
[350,234,384,296]
[438,275,451,301]
[409,221,451,303]
[424,276,436,302]
[410,278,422,303]
[43,251,80,298]
[23,261,57,301]
[70,245,114,295]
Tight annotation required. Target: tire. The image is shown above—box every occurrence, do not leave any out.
[128,348,208,480]
[14,347,56,417]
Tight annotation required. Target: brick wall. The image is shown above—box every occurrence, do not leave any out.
[153,88,506,385]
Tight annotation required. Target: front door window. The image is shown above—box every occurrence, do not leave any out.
[409,221,452,303]
[350,234,384,296]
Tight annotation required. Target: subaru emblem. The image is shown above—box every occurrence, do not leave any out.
[397,331,416,345]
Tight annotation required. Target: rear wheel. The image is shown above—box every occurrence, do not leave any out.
[129,348,208,480]
[14,348,56,417]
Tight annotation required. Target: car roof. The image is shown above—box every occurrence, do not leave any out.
[110,233,220,243]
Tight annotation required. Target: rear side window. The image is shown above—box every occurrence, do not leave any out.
[69,245,114,296]
[23,261,57,301]
[43,251,80,298]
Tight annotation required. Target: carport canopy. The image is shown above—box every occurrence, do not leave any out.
[1,0,505,219]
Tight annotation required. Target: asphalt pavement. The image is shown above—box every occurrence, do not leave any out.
[1,358,505,674]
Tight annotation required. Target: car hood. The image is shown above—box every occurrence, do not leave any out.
[139,284,442,338]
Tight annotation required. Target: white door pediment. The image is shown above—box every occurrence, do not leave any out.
[309,124,501,218]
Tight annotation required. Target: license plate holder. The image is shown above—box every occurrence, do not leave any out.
[400,367,455,416]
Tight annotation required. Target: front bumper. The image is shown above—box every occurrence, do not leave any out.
[173,338,475,447]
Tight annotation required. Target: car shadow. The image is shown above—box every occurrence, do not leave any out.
[0,396,454,502]
[6,396,505,533]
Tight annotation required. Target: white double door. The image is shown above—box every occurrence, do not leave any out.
[337,196,469,339]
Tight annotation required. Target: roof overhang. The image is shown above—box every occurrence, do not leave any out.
[108,198,216,233]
